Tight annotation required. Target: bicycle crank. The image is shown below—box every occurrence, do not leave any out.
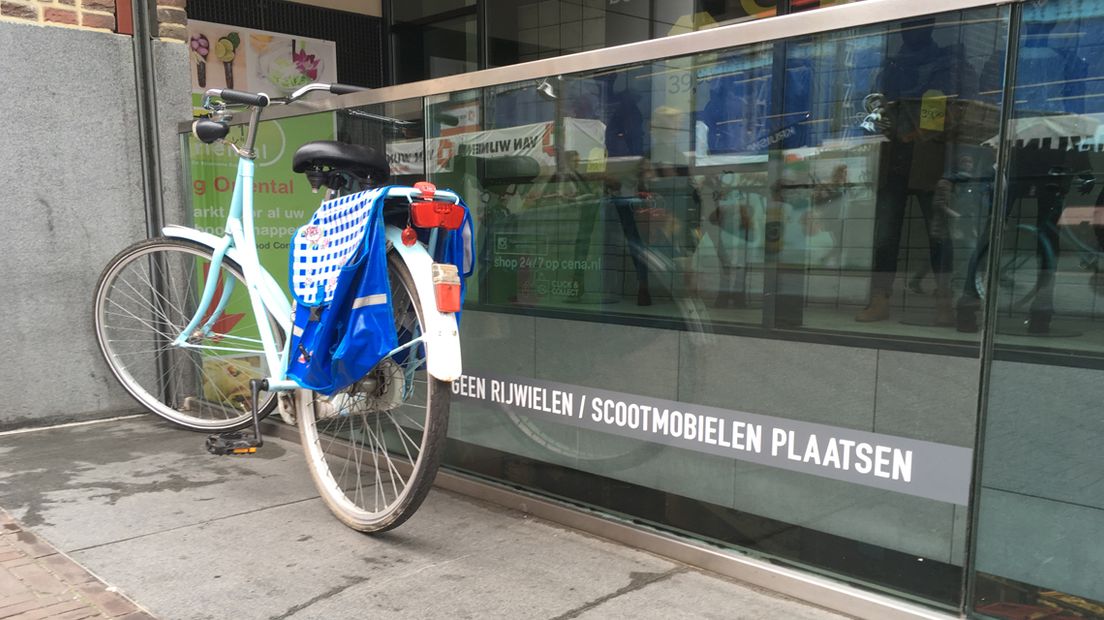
[206,379,266,455]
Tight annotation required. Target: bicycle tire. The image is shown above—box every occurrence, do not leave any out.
[973,224,1055,309]
[94,237,282,431]
[298,251,450,533]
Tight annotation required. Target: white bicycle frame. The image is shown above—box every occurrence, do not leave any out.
[167,122,464,394]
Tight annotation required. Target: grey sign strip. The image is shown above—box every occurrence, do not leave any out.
[452,371,973,505]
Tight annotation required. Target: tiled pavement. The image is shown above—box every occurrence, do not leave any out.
[0,510,153,620]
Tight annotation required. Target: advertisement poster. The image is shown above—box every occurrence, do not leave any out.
[187,20,338,99]
[186,20,338,405]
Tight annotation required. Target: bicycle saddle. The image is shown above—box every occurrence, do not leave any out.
[292,141,390,184]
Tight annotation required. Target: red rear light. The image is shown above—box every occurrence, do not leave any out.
[432,263,462,313]
[411,201,466,230]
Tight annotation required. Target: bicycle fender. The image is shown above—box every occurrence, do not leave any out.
[385,226,463,382]
[161,225,293,332]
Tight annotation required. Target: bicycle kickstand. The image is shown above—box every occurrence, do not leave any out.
[205,379,267,455]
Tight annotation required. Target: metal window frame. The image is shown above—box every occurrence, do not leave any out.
[179,0,1017,131]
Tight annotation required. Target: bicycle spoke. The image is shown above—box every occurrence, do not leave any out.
[96,241,279,430]
[298,253,448,532]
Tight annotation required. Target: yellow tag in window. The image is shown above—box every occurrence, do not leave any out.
[920,89,947,132]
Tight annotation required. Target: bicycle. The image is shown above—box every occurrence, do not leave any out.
[93,83,469,532]
[957,168,1100,333]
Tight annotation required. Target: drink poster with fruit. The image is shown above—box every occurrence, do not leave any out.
[186,20,337,100]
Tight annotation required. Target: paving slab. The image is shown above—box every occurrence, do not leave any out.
[0,417,852,619]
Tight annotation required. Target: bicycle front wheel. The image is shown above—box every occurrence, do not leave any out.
[298,251,450,533]
[94,238,282,431]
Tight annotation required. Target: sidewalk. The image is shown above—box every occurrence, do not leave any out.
[0,510,151,619]
[0,416,851,619]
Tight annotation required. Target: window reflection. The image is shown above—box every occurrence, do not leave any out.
[427,12,1011,341]
[974,0,1104,616]
[776,13,1004,336]
[984,7,1104,344]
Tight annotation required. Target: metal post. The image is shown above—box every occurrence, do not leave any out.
[131,0,173,404]
[963,4,1022,614]
[132,0,164,238]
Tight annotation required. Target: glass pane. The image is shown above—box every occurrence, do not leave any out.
[486,0,777,67]
[341,97,427,185]
[393,14,478,83]
[973,0,1104,616]
[777,13,1006,338]
[435,6,1010,610]
[392,0,475,22]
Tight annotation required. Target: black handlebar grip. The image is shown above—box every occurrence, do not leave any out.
[219,89,270,107]
[330,83,369,95]
[192,119,231,144]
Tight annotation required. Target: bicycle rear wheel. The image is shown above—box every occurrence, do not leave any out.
[94,238,282,431]
[298,251,450,533]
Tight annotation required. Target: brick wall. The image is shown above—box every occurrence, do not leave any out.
[0,0,188,39]
[155,0,184,40]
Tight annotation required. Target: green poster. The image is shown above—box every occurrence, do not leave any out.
[189,112,337,291]
[186,113,335,407]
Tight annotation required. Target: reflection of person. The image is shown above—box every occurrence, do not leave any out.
[648,105,703,299]
[560,151,606,297]
[603,158,654,305]
[697,172,764,307]
[606,89,645,157]
[856,18,977,326]
[700,76,756,154]
[602,88,654,305]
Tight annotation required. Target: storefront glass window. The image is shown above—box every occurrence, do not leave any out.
[428,5,1009,608]
[443,8,1008,343]
[972,0,1104,616]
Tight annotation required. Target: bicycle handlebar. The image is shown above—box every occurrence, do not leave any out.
[207,88,270,107]
[329,83,368,96]
[203,83,369,113]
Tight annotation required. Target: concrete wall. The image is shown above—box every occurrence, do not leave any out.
[0,21,191,429]
[453,309,980,564]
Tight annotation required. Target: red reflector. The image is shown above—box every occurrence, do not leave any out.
[413,181,437,200]
[411,201,466,230]
[434,282,462,313]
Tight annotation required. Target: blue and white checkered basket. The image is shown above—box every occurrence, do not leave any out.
[289,187,386,306]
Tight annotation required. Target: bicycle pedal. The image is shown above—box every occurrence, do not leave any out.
[206,431,261,455]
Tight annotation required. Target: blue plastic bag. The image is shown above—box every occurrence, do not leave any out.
[286,188,396,396]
